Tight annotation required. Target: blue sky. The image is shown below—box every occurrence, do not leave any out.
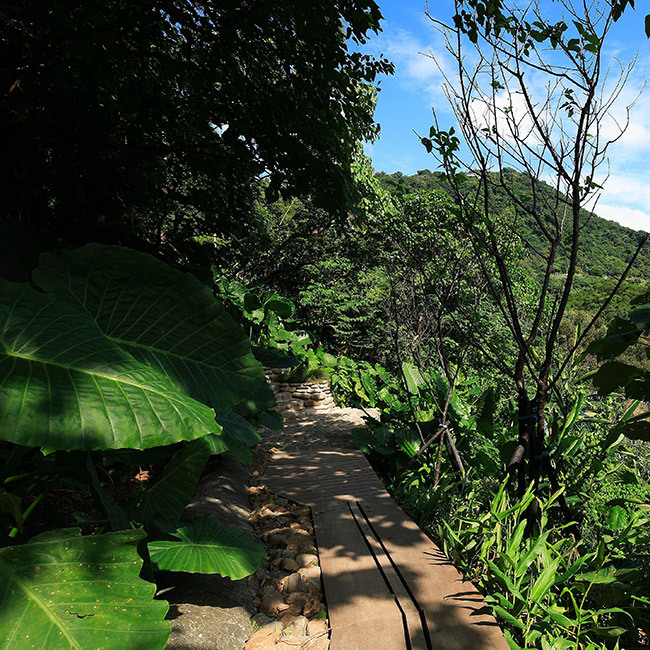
[361,0,650,232]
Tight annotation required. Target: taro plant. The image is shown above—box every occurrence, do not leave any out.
[0,242,270,648]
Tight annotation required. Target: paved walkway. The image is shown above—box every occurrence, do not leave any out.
[258,410,508,650]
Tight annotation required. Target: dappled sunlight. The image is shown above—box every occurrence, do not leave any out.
[259,412,507,649]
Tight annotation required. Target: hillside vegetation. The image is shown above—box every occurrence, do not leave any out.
[377,168,650,280]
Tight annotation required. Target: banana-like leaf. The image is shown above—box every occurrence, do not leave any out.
[401,361,425,394]
[128,438,211,525]
[0,280,220,450]
[149,515,264,579]
[33,244,265,411]
[0,528,170,650]
[622,420,650,441]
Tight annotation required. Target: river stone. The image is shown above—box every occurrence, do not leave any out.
[296,553,318,567]
[280,557,300,572]
[165,604,251,650]
[278,571,302,594]
[307,617,328,638]
[283,615,309,637]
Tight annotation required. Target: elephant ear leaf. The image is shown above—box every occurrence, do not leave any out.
[0,528,170,649]
[0,279,220,450]
[148,515,265,579]
[33,244,265,413]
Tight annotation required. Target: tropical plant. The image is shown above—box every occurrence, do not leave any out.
[1,1,393,257]
[421,0,649,532]
[0,242,270,648]
[589,289,650,444]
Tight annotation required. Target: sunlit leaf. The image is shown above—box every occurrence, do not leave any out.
[0,528,170,649]
[0,280,220,450]
[149,515,264,579]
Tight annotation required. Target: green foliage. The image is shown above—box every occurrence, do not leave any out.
[149,515,265,579]
[587,290,650,442]
[0,240,269,641]
[436,481,648,649]
[127,439,212,526]
[1,1,393,258]
[342,345,650,647]
[36,245,266,410]
[376,169,650,281]
[216,277,310,363]
[0,528,171,649]
[0,244,266,451]
[0,278,220,450]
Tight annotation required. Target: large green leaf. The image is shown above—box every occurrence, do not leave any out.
[149,515,264,579]
[33,244,265,412]
[0,528,170,649]
[0,280,220,450]
[128,438,211,525]
[216,410,262,448]
[402,361,425,394]
[592,361,642,395]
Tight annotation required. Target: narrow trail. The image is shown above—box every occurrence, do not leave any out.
[257,408,509,650]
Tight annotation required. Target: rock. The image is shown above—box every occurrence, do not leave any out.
[300,544,318,555]
[302,595,322,618]
[166,604,251,650]
[280,557,300,572]
[263,527,307,548]
[251,614,282,634]
[286,592,308,609]
[280,549,297,559]
[293,505,311,518]
[304,636,329,650]
[296,553,318,568]
[278,572,302,594]
[298,566,320,581]
[268,570,287,581]
[307,617,328,638]
[260,588,288,615]
[283,615,308,637]
[281,600,303,618]
[244,626,281,650]
[299,567,322,596]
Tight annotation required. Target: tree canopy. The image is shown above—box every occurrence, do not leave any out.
[1,0,393,248]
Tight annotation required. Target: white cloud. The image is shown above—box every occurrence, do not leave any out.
[594,204,650,232]
[365,27,452,104]
[599,173,650,213]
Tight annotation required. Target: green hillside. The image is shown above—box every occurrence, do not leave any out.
[376,168,650,281]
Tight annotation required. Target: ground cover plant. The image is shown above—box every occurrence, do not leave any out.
[0,238,272,648]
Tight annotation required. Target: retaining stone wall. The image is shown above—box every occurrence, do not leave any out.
[264,367,335,418]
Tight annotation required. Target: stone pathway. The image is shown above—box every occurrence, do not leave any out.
[258,408,509,650]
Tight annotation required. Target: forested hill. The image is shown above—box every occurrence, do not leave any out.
[376,168,650,281]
